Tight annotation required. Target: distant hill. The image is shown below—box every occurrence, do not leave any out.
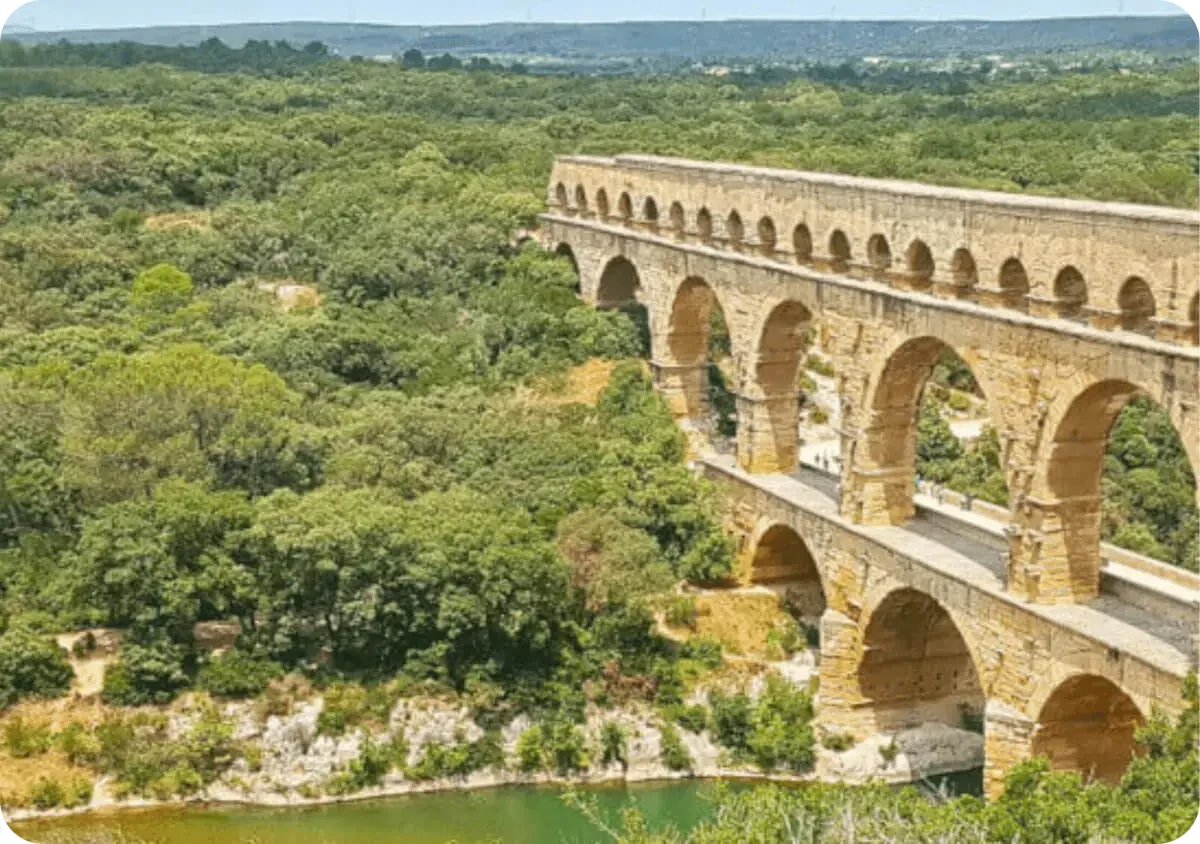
[4,16,1197,62]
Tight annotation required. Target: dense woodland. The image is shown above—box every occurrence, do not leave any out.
[0,44,1195,836]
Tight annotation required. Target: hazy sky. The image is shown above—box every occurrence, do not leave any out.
[4,0,1190,31]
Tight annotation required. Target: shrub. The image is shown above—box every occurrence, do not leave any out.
[327,738,392,794]
[600,721,627,768]
[948,391,972,412]
[805,354,834,377]
[58,721,103,766]
[27,776,65,809]
[516,721,588,775]
[316,682,399,736]
[198,650,284,698]
[679,636,723,670]
[101,640,191,706]
[3,716,52,757]
[516,726,545,773]
[708,689,753,755]
[810,407,829,425]
[658,723,691,771]
[879,738,899,765]
[748,675,815,772]
[821,732,855,751]
[0,628,74,707]
[664,595,697,629]
[765,618,805,661]
[667,704,709,734]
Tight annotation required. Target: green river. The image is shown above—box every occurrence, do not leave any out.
[12,771,981,844]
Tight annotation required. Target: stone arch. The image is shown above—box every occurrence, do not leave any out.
[595,188,610,221]
[828,229,851,273]
[850,336,1004,526]
[726,210,745,250]
[1052,266,1088,320]
[697,207,714,244]
[554,243,580,291]
[757,216,777,257]
[748,523,827,622]
[866,234,892,275]
[905,239,935,289]
[997,257,1030,309]
[596,255,641,308]
[793,223,813,264]
[617,192,634,226]
[641,196,659,229]
[1031,674,1144,784]
[668,201,686,238]
[573,184,588,215]
[856,587,984,732]
[951,248,978,290]
[1117,276,1155,334]
[554,181,568,210]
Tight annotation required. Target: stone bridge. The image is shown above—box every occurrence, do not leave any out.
[541,154,1200,796]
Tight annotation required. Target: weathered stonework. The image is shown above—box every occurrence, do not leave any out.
[544,154,1200,797]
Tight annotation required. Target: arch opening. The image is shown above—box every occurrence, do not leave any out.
[1117,276,1155,334]
[757,216,777,258]
[697,208,714,244]
[666,277,735,438]
[596,256,649,354]
[554,243,580,294]
[573,185,588,216]
[998,258,1030,309]
[595,189,610,221]
[641,196,659,229]
[1032,675,1144,784]
[905,239,935,289]
[867,234,892,276]
[1052,266,1088,320]
[617,192,634,226]
[857,588,984,732]
[668,202,686,238]
[750,524,826,624]
[726,211,745,250]
[738,300,813,474]
[554,181,568,210]
[951,248,978,290]
[828,230,851,273]
[793,224,813,264]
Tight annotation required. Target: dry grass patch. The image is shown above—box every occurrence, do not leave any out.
[522,358,651,408]
[144,210,212,232]
[667,589,797,660]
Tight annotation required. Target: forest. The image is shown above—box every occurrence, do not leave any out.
[0,45,1195,838]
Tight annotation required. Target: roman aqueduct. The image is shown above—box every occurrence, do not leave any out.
[542,153,1200,796]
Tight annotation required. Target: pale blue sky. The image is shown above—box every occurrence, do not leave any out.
[5,0,1189,32]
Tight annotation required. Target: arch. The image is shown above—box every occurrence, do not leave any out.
[696,207,714,244]
[749,523,826,621]
[596,255,641,309]
[573,184,588,216]
[757,216,777,257]
[906,239,935,288]
[726,210,745,250]
[553,243,580,288]
[668,276,725,365]
[1031,675,1144,784]
[867,234,892,273]
[738,300,814,474]
[554,181,568,209]
[666,276,734,435]
[617,192,634,225]
[998,258,1030,308]
[1116,276,1155,334]
[793,224,813,264]
[668,202,686,238]
[951,248,978,289]
[641,196,659,228]
[828,229,851,273]
[1052,266,1087,319]
[1190,292,1200,344]
[856,588,984,731]
[595,188,610,221]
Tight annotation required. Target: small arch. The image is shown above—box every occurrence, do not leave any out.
[857,588,984,732]
[951,248,978,289]
[1032,675,1144,784]
[595,188,610,221]
[792,224,813,264]
[696,207,714,244]
[668,202,686,238]
[617,192,634,225]
[757,216,777,257]
[1052,266,1087,319]
[828,230,851,273]
[1117,276,1155,334]
[998,258,1030,308]
[641,196,659,227]
[554,182,568,210]
[596,255,641,308]
[906,239,934,288]
[867,234,892,272]
[726,210,744,250]
[1190,292,1200,344]
[574,184,588,215]
[749,524,826,622]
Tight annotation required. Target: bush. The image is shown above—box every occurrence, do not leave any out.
[948,391,972,413]
[809,406,829,425]
[600,721,627,768]
[658,723,691,771]
[708,689,753,755]
[198,650,284,698]
[58,721,102,766]
[748,675,815,772]
[516,720,589,775]
[316,683,399,736]
[664,595,697,629]
[516,726,545,773]
[805,354,834,377]
[101,640,191,706]
[679,636,723,670]
[408,733,500,782]
[0,628,74,707]
[820,732,855,751]
[27,776,65,809]
[667,704,709,734]
[3,716,52,757]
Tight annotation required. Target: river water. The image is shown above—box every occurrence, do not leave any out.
[12,771,982,844]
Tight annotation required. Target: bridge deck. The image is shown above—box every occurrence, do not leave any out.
[700,453,1196,679]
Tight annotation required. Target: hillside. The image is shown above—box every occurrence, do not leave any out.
[5,16,1197,62]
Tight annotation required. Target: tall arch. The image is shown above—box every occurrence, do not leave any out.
[749,524,826,621]
[997,258,1030,310]
[595,188,610,221]
[793,224,813,264]
[696,207,714,244]
[617,192,634,226]
[850,337,1004,526]
[867,234,892,277]
[596,255,641,308]
[573,185,589,216]
[1032,675,1144,784]
[668,202,686,238]
[856,588,984,732]
[641,196,659,230]
[828,230,851,273]
[554,243,580,293]
[757,216,777,258]
[661,276,732,431]
[1117,276,1155,334]
[905,239,935,289]
[950,248,978,292]
[1052,266,1088,320]
[726,210,745,250]
[554,181,568,210]
[738,300,813,474]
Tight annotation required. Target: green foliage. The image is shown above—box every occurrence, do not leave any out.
[666,703,709,734]
[820,732,854,751]
[0,627,73,707]
[197,650,284,699]
[678,636,723,670]
[600,721,628,768]
[657,722,691,772]
[707,676,815,771]
[408,732,503,781]
[515,720,589,775]
[315,683,400,737]
[3,716,52,757]
[101,639,192,706]
[663,595,697,629]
